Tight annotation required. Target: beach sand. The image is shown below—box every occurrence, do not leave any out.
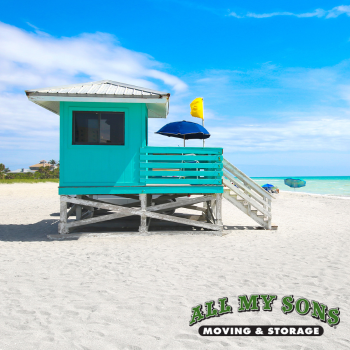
[0,183,349,349]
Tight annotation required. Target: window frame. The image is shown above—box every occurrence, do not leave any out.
[72,111,125,146]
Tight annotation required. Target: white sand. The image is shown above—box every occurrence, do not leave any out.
[0,183,349,349]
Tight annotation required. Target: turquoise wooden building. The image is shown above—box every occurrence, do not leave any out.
[26,80,274,238]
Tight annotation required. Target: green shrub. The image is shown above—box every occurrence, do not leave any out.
[0,179,59,184]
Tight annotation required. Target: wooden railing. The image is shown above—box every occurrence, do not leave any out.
[223,158,274,229]
[140,147,223,185]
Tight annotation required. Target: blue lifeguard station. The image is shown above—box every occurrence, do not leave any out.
[26,80,274,238]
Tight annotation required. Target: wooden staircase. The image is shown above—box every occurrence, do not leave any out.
[223,158,275,229]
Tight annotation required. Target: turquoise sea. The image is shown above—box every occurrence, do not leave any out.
[251,176,350,197]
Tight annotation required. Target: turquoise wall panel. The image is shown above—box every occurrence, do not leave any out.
[60,102,147,188]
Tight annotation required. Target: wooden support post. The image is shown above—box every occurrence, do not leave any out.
[207,201,215,224]
[205,201,210,222]
[211,198,216,213]
[216,193,223,232]
[76,195,82,221]
[139,193,148,234]
[85,195,95,219]
[67,204,76,218]
[203,200,207,223]
[204,200,212,223]
[58,196,69,234]
[146,194,152,229]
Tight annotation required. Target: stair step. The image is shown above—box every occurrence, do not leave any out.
[225,192,240,200]
[226,192,242,201]
[251,209,264,218]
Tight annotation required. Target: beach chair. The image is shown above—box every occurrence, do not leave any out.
[181,153,200,179]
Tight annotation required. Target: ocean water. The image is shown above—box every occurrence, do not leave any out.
[251,176,350,197]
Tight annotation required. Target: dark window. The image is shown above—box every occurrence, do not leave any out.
[73,112,99,143]
[73,112,125,145]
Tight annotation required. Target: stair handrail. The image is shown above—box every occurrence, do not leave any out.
[223,158,275,200]
[223,170,271,210]
[223,178,271,218]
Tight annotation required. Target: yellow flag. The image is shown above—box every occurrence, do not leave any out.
[190,97,204,120]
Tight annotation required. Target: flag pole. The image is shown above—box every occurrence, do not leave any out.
[202,98,205,148]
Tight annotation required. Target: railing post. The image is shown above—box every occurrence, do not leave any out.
[247,184,251,216]
[215,193,223,232]
[267,198,272,230]
[146,149,148,183]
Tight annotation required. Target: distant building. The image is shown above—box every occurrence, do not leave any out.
[8,168,36,174]
[29,160,57,171]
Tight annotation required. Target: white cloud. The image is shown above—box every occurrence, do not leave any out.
[0,21,188,169]
[229,12,243,19]
[229,6,349,19]
[206,117,350,152]
[190,61,350,106]
[148,113,350,152]
[1,21,349,173]
[326,5,350,18]
[0,21,187,92]
[0,93,59,150]
[246,12,295,19]
[172,61,350,155]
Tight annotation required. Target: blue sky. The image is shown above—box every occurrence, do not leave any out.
[1,1,350,176]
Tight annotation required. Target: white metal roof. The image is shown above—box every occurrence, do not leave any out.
[8,169,36,173]
[25,80,170,118]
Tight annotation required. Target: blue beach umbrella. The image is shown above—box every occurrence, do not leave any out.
[262,183,276,193]
[262,184,274,189]
[156,120,210,146]
[284,178,306,189]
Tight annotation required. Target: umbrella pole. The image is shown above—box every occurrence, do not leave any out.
[184,135,185,147]
[202,117,205,147]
